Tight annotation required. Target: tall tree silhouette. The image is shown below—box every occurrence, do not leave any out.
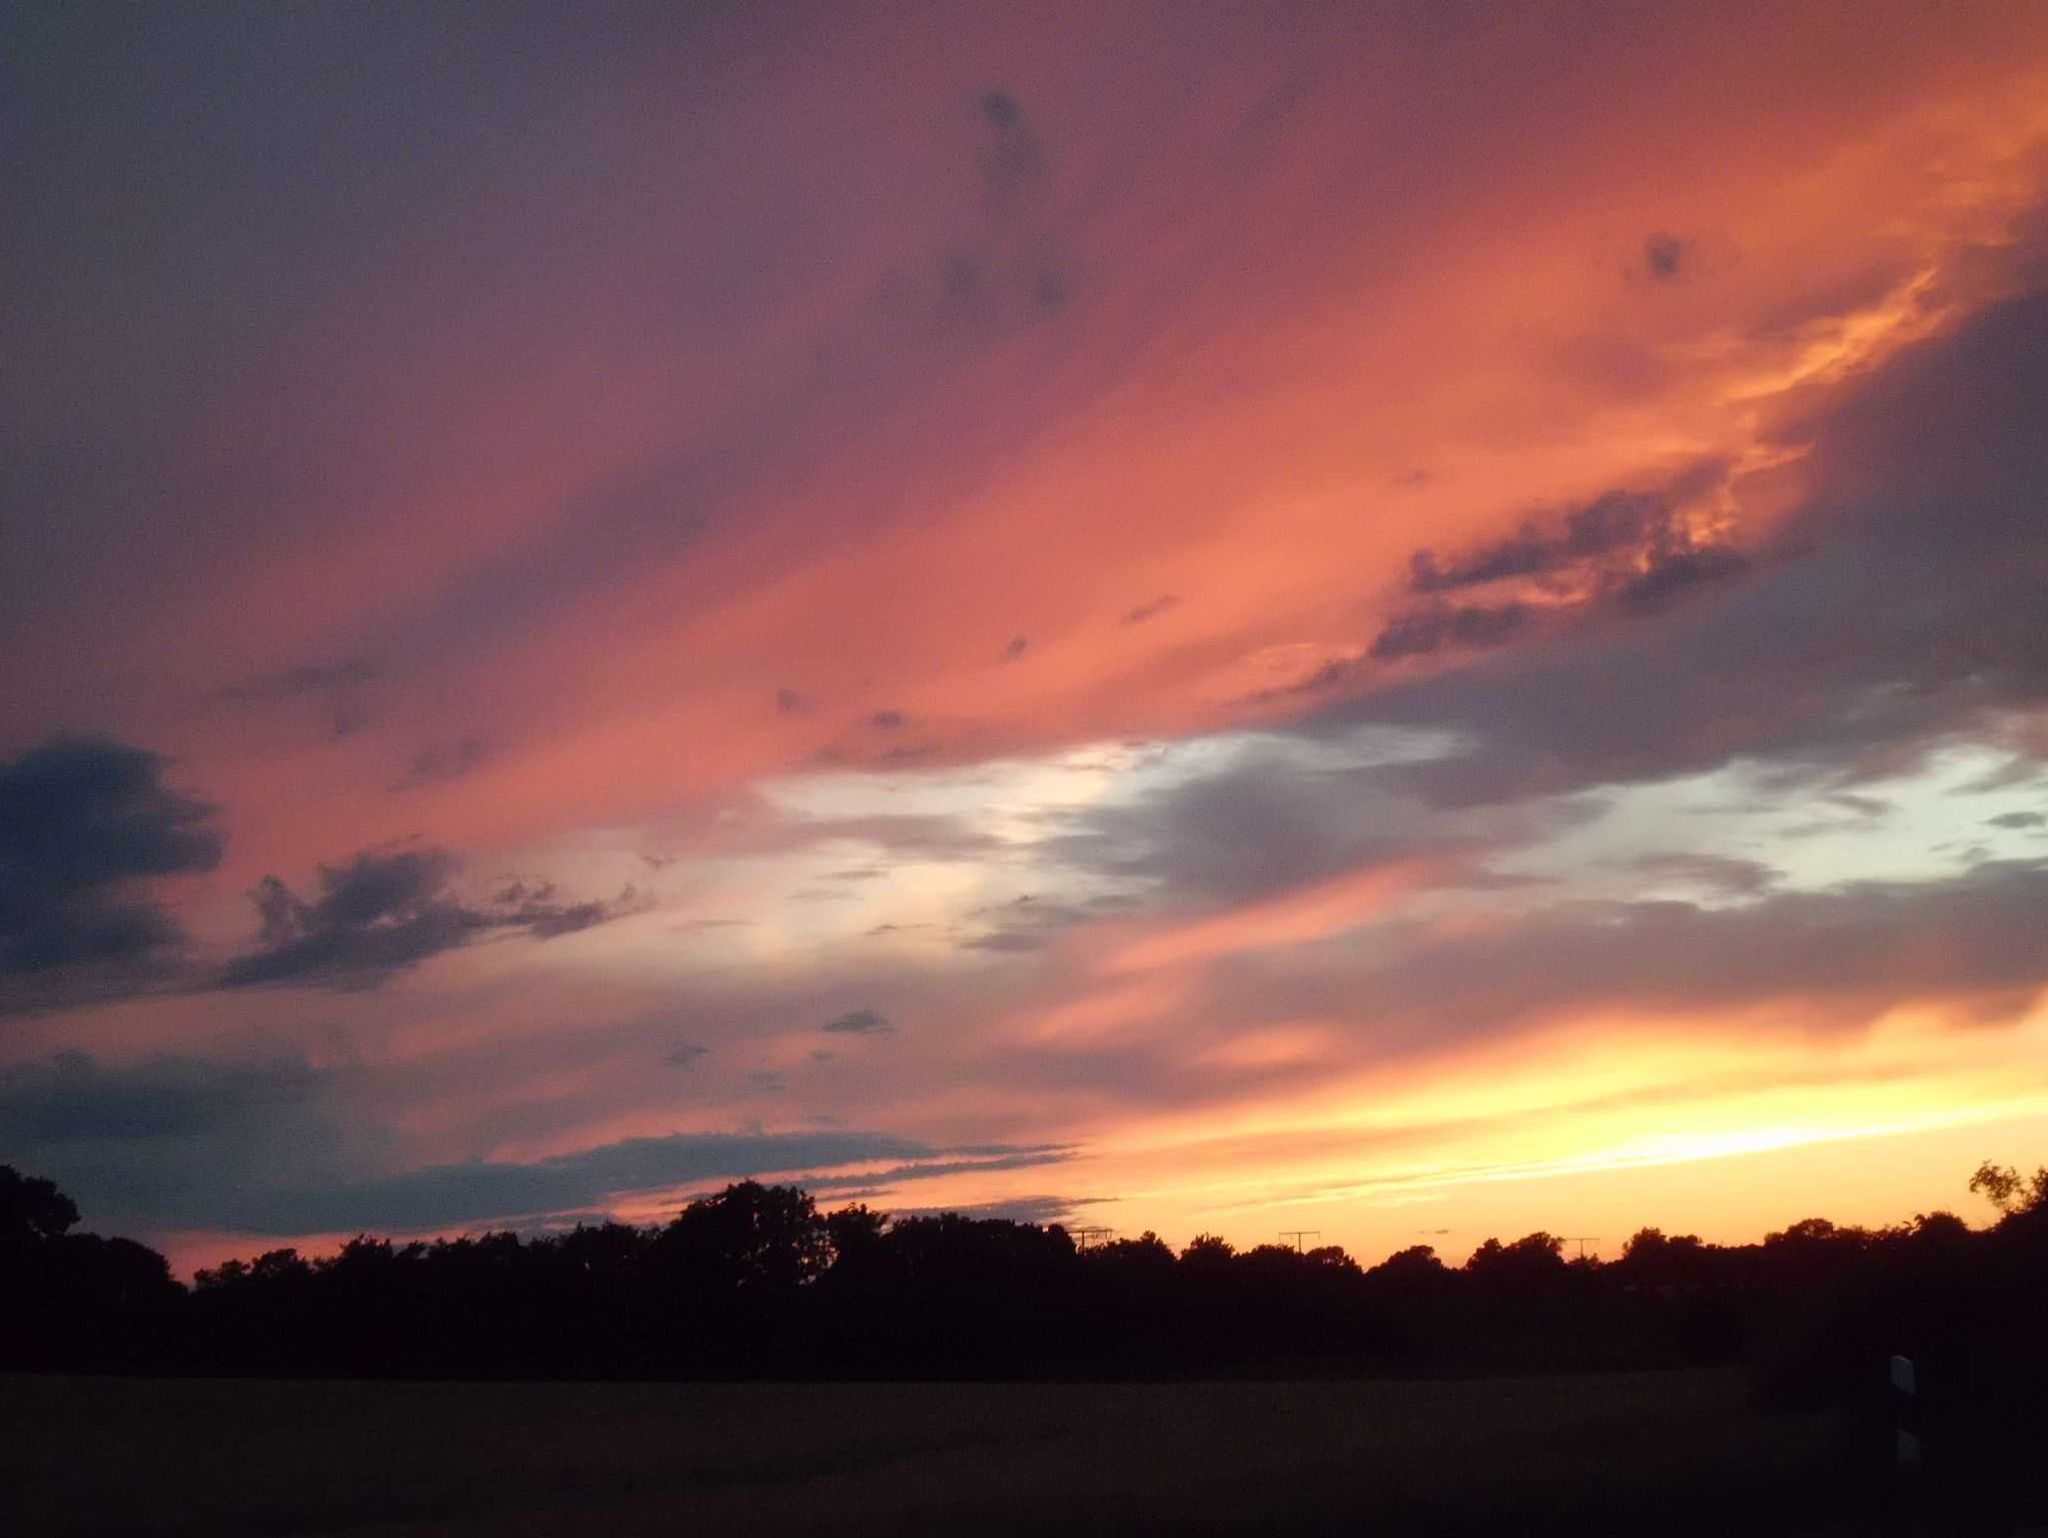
[1,1165,79,1247]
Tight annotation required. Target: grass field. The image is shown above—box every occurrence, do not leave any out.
[1,1368,1868,1535]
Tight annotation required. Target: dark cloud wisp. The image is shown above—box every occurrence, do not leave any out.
[221,848,630,989]
[1644,232,1688,281]
[1404,462,1742,605]
[389,736,487,793]
[1370,601,1529,661]
[822,1008,893,1036]
[218,658,380,701]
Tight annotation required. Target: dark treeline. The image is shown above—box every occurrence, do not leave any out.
[9,1162,2048,1521]
[5,1162,2045,1424]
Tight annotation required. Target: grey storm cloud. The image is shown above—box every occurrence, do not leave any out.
[1038,743,1548,908]
[220,847,629,989]
[0,1051,326,1145]
[0,1049,362,1233]
[0,737,223,1010]
[1317,284,2048,810]
[1199,858,2048,1053]
[0,1046,1070,1233]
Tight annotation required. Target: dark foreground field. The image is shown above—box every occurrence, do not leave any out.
[1,1367,1902,1536]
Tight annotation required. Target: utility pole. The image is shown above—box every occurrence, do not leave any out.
[1069,1226,1113,1251]
[1559,1236,1601,1261]
[1278,1229,1321,1254]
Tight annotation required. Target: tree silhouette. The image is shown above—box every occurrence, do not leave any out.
[5,1138,2048,1528]
[824,1201,887,1267]
[655,1180,828,1293]
[1368,1243,1446,1282]
[0,1165,79,1247]
[1968,1159,2048,1216]
[1092,1231,1175,1271]
[57,1233,179,1311]
[1465,1232,1566,1281]
[2,1164,180,1371]
[1619,1227,1710,1287]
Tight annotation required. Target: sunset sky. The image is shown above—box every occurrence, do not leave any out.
[6,1,2048,1275]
